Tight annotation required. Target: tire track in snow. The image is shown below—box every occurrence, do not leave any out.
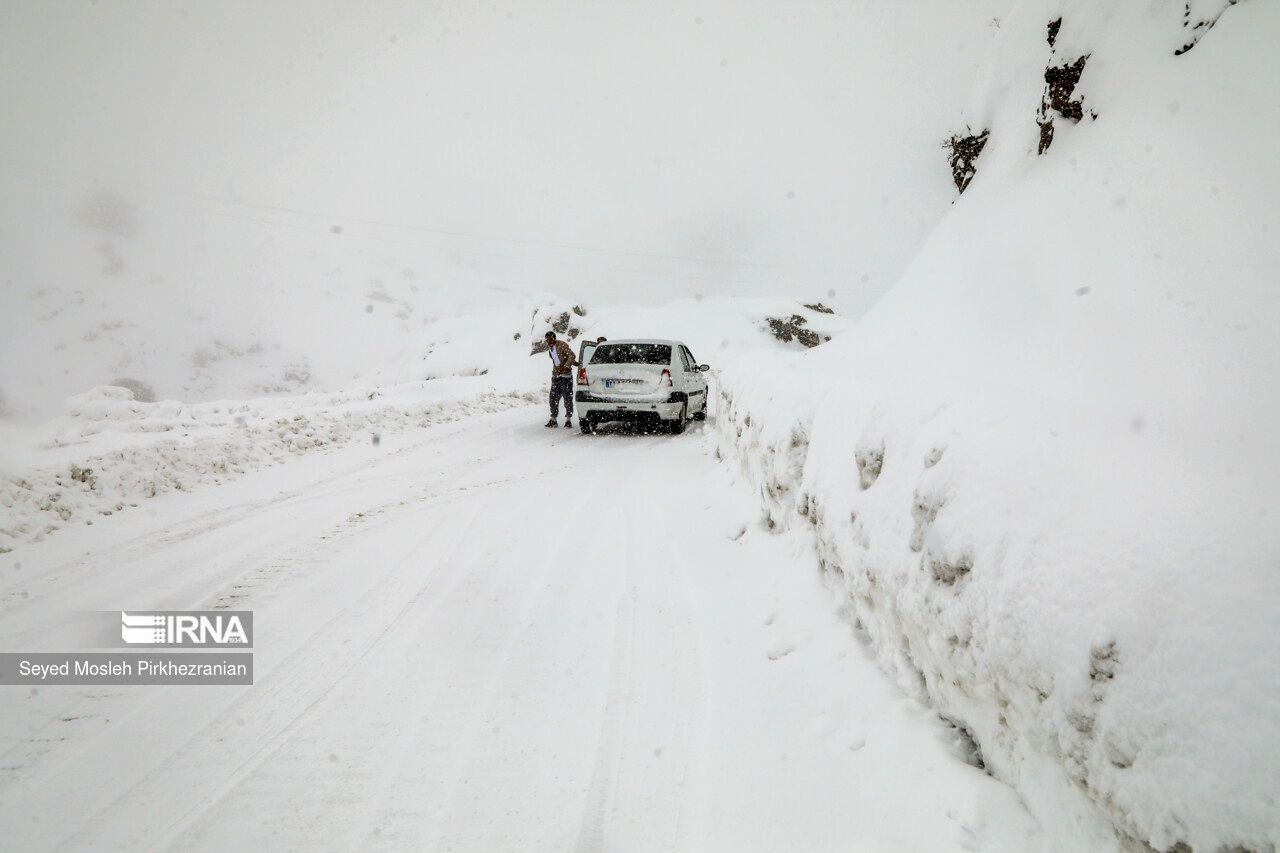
[0,443,529,788]
[573,458,708,852]
[574,589,636,853]
[653,501,709,848]
[168,487,520,849]
[149,498,493,849]
[420,484,601,848]
[0,457,491,850]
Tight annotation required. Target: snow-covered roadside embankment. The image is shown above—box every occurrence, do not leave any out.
[0,379,537,551]
[713,358,1280,852]
[709,2,1280,849]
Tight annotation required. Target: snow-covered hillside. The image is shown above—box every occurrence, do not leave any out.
[715,1,1280,850]
[0,0,1007,421]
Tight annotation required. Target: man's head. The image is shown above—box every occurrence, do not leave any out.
[596,336,607,343]
[544,331,556,343]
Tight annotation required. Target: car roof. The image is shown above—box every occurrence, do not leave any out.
[590,339,683,347]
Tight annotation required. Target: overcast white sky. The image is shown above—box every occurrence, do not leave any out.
[1,1,1003,308]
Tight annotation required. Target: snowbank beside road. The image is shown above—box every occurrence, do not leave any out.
[0,378,536,551]
[717,363,1280,851]
[715,2,1280,850]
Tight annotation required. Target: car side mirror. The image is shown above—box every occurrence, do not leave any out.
[698,364,710,372]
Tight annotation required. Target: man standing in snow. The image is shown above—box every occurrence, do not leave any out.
[544,331,576,428]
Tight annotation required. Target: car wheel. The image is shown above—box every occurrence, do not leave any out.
[669,402,688,435]
[579,417,594,434]
[693,398,707,421]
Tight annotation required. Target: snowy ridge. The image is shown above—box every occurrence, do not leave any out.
[0,379,536,551]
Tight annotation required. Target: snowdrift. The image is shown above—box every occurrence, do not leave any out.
[715,2,1280,850]
[0,379,536,551]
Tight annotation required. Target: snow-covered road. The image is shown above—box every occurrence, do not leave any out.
[0,403,1045,851]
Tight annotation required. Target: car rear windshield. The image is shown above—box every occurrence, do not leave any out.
[590,343,672,365]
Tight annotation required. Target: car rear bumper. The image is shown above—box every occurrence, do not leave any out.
[576,396,683,421]
[576,389,675,404]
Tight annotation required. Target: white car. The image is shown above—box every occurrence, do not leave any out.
[574,339,709,434]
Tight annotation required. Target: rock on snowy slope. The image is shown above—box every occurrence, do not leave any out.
[716,2,1279,851]
[364,296,851,391]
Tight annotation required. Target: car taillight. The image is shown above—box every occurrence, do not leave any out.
[660,369,673,387]
[577,366,588,386]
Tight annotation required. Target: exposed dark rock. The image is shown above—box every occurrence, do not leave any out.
[765,314,822,348]
[795,328,821,348]
[1038,119,1055,156]
[803,302,836,314]
[1037,55,1089,155]
[1045,57,1088,121]
[1047,16,1062,47]
[526,306,584,353]
[944,130,990,193]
